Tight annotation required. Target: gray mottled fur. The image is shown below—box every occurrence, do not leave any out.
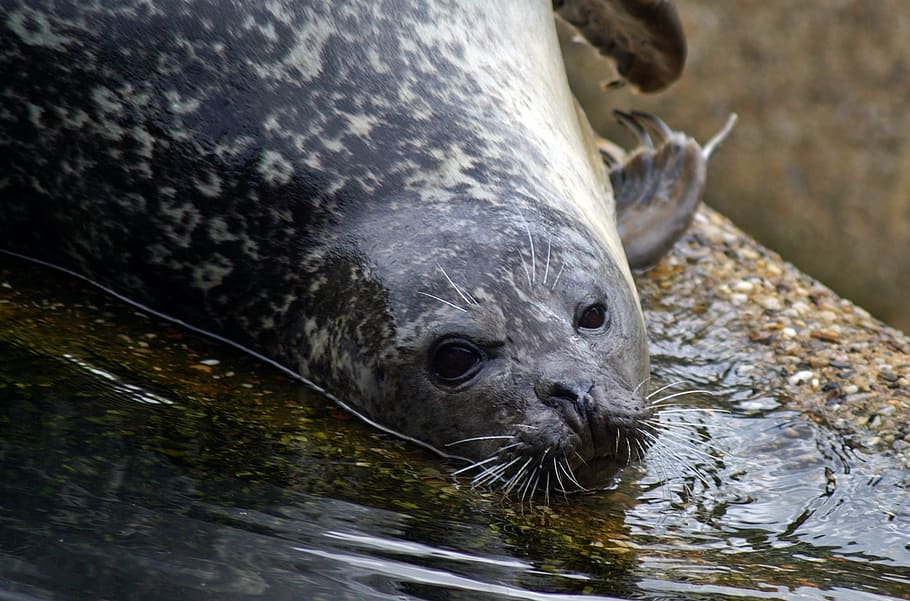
[0,0,654,492]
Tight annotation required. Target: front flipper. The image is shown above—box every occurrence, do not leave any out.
[554,0,687,93]
[605,111,737,269]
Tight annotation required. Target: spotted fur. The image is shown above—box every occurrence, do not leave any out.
[0,0,655,493]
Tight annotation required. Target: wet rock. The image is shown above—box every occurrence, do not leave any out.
[637,207,910,466]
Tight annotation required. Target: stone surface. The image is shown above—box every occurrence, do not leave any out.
[637,206,910,468]
[566,0,910,334]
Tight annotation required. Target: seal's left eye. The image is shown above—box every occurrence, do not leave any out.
[430,340,484,385]
[577,303,609,332]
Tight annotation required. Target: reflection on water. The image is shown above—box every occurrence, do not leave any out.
[1,259,909,601]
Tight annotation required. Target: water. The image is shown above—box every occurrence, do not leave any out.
[1,256,909,600]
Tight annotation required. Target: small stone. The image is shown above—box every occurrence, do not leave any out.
[199,358,221,366]
[843,384,860,395]
[781,327,797,339]
[741,247,760,260]
[749,331,773,344]
[811,328,841,343]
[877,404,897,417]
[791,301,811,315]
[760,296,782,311]
[733,280,755,293]
[730,293,748,305]
[808,356,828,369]
[788,370,816,385]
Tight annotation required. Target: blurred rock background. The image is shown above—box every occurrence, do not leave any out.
[564,0,910,334]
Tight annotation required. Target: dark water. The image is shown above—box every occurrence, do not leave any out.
[1,258,909,601]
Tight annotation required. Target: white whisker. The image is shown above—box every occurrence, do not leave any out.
[550,262,565,290]
[437,264,477,307]
[633,376,651,396]
[646,380,687,400]
[503,457,533,496]
[655,407,730,416]
[416,291,466,312]
[542,238,552,285]
[444,435,514,447]
[518,249,533,288]
[650,389,713,405]
[524,221,536,284]
[452,455,498,476]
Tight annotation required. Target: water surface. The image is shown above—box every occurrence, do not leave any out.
[1,256,908,600]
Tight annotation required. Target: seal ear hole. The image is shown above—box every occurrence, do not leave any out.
[429,339,485,385]
[576,303,610,333]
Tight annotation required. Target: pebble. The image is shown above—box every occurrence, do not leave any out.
[760,296,782,311]
[788,370,816,386]
[199,358,221,366]
[733,280,754,293]
[730,293,748,305]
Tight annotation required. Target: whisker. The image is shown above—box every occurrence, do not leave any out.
[644,429,721,463]
[550,262,565,290]
[473,457,520,487]
[560,459,587,492]
[527,468,543,504]
[452,455,498,476]
[518,249,533,288]
[553,459,568,497]
[524,221,536,284]
[503,457,534,496]
[650,389,713,405]
[573,450,587,466]
[542,238,552,285]
[655,407,730,416]
[444,435,515,447]
[437,264,477,307]
[646,380,687,400]
[416,291,466,312]
[633,376,651,396]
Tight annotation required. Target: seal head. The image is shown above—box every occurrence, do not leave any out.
[348,198,652,492]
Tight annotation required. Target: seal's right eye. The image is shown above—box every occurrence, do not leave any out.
[430,339,484,385]
[577,303,609,332]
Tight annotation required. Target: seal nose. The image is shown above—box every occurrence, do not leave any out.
[537,380,594,412]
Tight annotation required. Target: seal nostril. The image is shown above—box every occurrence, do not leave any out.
[542,381,594,411]
[549,382,580,405]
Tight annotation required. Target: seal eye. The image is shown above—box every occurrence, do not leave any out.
[577,303,609,332]
[430,340,484,385]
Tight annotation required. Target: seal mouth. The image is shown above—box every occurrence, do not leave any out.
[543,387,656,489]
[457,402,656,501]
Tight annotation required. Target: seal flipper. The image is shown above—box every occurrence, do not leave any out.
[606,111,737,269]
[553,0,687,93]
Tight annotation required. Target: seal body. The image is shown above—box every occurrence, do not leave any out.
[0,1,656,492]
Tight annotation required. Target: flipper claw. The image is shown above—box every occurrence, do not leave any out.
[608,112,736,269]
[628,110,674,141]
[613,110,654,149]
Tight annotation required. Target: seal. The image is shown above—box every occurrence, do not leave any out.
[0,0,728,497]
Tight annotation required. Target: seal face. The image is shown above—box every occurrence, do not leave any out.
[0,0,708,495]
